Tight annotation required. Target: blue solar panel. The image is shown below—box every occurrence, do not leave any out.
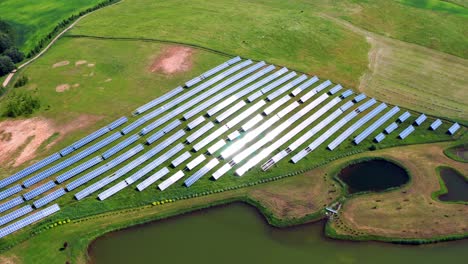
[0,153,61,189]
[430,119,442,130]
[33,188,66,208]
[0,196,24,214]
[0,204,60,238]
[23,132,121,187]
[134,87,184,115]
[398,112,411,122]
[385,122,398,134]
[66,144,144,191]
[107,117,128,130]
[354,93,366,103]
[0,205,33,227]
[399,125,415,139]
[340,89,353,99]
[354,106,400,144]
[56,156,103,183]
[328,85,342,95]
[414,114,427,126]
[375,133,385,143]
[448,123,460,135]
[59,146,74,157]
[102,134,140,160]
[266,74,308,101]
[356,98,376,113]
[23,181,56,201]
[0,185,22,201]
[73,127,110,150]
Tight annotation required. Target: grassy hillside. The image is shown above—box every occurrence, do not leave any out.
[0,0,104,53]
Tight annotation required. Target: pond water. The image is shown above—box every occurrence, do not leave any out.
[337,159,409,194]
[438,167,468,202]
[89,203,468,264]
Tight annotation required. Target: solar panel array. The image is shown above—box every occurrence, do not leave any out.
[193,126,228,151]
[448,123,460,135]
[385,122,398,134]
[0,204,60,238]
[354,106,400,144]
[171,152,191,168]
[354,93,366,103]
[375,133,385,143]
[33,188,66,208]
[248,72,297,102]
[0,205,33,227]
[399,125,415,139]
[186,155,206,170]
[73,127,110,150]
[134,87,184,115]
[186,123,213,143]
[23,181,56,201]
[340,89,353,99]
[107,116,128,130]
[0,185,22,201]
[398,112,411,122]
[158,170,185,191]
[263,95,290,115]
[328,85,342,95]
[266,74,308,101]
[184,159,219,187]
[299,80,332,103]
[136,168,170,191]
[0,197,24,214]
[208,139,226,155]
[102,134,140,159]
[187,116,205,130]
[56,156,103,183]
[414,114,427,126]
[430,119,442,130]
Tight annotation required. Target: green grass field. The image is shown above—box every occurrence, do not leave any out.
[0,0,467,263]
[0,0,104,53]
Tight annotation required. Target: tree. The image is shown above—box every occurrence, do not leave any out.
[0,55,14,76]
[3,91,41,117]
[4,47,24,63]
[0,33,11,54]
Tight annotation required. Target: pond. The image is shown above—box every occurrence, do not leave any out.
[337,159,409,194]
[88,203,468,264]
[438,167,468,202]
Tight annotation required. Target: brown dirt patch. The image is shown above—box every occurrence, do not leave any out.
[0,115,102,168]
[75,60,87,66]
[52,60,69,68]
[55,83,71,92]
[149,46,194,74]
[0,255,20,264]
[72,83,80,88]
[87,63,95,67]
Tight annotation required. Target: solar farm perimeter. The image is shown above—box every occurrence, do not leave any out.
[0,56,462,239]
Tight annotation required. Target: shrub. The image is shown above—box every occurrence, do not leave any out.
[3,90,41,117]
[0,33,11,54]
[0,55,14,76]
[3,47,24,63]
[14,75,28,88]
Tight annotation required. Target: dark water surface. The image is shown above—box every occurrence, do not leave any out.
[89,203,468,264]
[438,167,468,202]
[338,159,409,193]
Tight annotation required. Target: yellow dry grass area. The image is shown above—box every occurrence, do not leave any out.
[323,15,468,122]
[332,142,468,239]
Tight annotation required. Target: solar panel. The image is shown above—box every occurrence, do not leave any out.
[136,167,170,191]
[193,126,228,152]
[186,155,206,170]
[216,101,247,123]
[448,123,460,135]
[227,130,240,141]
[340,101,354,112]
[399,125,415,139]
[212,163,231,180]
[340,89,353,99]
[353,93,366,103]
[0,196,24,214]
[23,180,56,201]
[207,97,237,117]
[248,72,297,102]
[328,103,387,150]
[182,63,272,120]
[299,80,332,103]
[354,106,400,144]
[289,76,319,97]
[266,74,308,101]
[276,101,300,118]
[328,85,342,95]
[98,181,128,201]
[56,156,103,183]
[107,116,128,130]
[226,101,266,129]
[186,123,214,143]
[187,116,205,130]
[158,171,185,191]
[0,185,22,201]
[66,144,144,191]
[59,146,74,157]
[357,98,377,112]
[184,159,219,187]
[0,153,61,189]
[102,134,140,160]
[147,129,185,146]
[0,205,33,227]
[0,204,60,239]
[207,139,226,155]
[263,95,291,115]
[33,188,66,208]
[134,87,184,114]
[414,114,427,126]
[398,112,411,122]
[199,56,241,79]
[141,119,181,136]
[241,115,263,131]
[375,133,385,143]
[430,119,442,130]
[172,152,191,167]
[72,127,110,150]
[385,122,398,134]
[23,132,121,187]
[125,143,184,185]
[121,59,251,134]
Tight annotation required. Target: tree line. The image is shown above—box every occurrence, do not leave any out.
[0,20,24,76]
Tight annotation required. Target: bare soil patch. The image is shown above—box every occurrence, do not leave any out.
[72,83,80,88]
[0,115,101,168]
[149,46,194,74]
[75,60,87,66]
[0,256,20,264]
[87,63,95,67]
[55,83,71,92]
[52,60,70,68]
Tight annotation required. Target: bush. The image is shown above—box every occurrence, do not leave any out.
[0,55,14,76]
[3,91,41,117]
[14,75,28,88]
[0,33,11,54]
[4,47,24,63]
